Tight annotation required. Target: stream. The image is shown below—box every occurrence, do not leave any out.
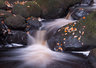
[0,0,96,68]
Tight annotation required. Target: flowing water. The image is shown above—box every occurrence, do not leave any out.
[0,31,81,68]
[1,0,96,68]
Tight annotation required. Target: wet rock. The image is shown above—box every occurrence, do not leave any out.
[71,8,89,20]
[26,17,42,30]
[12,4,29,18]
[48,11,96,51]
[36,0,81,19]
[0,10,12,19]
[81,0,93,6]
[4,15,26,30]
[6,30,27,45]
[88,48,96,68]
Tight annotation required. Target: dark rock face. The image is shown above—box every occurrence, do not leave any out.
[6,30,27,45]
[26,18,42,30]
[4,15,26,30]
[36,0,81,19]
[0,10,13,19]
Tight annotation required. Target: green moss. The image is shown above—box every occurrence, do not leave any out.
[25,1,41,17]
[0,0,6,9]
[79,12,96,39]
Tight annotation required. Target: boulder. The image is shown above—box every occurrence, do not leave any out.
[48,11,96,51]
[4,15,26,29]
[12,1,41,18]
[36,0,81,19]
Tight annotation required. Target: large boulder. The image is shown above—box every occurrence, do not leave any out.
[4,15,26,29]
[36,0,81,19]
[48,11,96,51]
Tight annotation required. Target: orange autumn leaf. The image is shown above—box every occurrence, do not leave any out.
[83,16,86,19]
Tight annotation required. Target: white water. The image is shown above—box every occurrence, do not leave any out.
[1,31,80,68]
[72,51,90,56]
[41,18,76,33]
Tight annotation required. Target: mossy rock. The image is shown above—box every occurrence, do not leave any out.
[5,15,26,29]
[24,1,41,17]
[12,4,30,18]
[0,10,12,19]
[36,0,81,19]
[12,1,41,18]
[0,0,6,9]
[79,12,96,46]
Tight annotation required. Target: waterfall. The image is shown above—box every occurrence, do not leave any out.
[0,30,80,68]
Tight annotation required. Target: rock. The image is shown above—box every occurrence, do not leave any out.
[24,1,41,17]
[71,8,89,20]
[12,4,30,18]
[79,12,96,46]
[12,1,41,18]
[81,0,93,6]
[36,0,81,19]
[6,30,27,45]
[88,48,96,68]
[4,15,26,30]
[26,17,42,30]
[48,11,96,51]
[0,21,9,46]
[0,0,7,9]
[0,10,13,19]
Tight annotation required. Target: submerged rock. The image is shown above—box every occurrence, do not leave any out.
[4,15,26,30]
